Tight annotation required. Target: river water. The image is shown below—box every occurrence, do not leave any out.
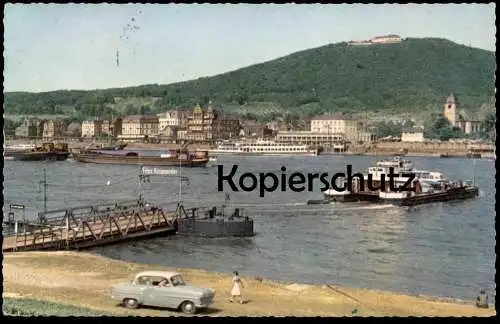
[2,155,496,302]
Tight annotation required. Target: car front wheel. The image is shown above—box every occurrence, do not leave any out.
[124,298,139,309]
[180,301,197,314]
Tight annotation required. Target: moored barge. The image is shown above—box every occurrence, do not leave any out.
[72,149,210,167]
[5,142,71,162]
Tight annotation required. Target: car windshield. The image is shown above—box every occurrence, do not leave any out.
[170,275,185,286]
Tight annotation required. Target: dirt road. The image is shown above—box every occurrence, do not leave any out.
[2,251,495,317]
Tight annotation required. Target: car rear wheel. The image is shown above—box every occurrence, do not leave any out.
[181,301,197,314]
[124,298,139,309]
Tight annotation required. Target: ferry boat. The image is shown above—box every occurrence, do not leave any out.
[208,139,318,156]
[320,156,415,203]
[310,156,477,206]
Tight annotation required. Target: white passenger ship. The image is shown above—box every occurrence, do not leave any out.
[208,139,318,156]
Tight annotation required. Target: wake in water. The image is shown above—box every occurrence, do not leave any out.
[230,202,397,210]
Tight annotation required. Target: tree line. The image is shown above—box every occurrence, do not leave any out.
[4,38,495,123]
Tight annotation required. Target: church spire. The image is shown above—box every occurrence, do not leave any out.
[446,92,457,104]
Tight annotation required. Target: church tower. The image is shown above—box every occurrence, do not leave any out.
[443,93,457,126]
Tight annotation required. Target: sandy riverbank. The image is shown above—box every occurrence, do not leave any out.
[2,251,495,317]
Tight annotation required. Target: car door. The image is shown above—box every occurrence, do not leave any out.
[150,285,179,309]
[141,277,161,307]
[144,277,176,309]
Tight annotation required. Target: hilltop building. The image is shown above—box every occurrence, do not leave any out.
[348,34,403,46]
[371,34,402,44]
[443,93,482,134]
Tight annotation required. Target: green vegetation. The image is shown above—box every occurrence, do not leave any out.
[476,97,497,141]
[480,112,496,141]
[4,119,23,136]
[2,298,114,316]
[424,115,463,141]
[373,120,416,138]
[3,38,495,123]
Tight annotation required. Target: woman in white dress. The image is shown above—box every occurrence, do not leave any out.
[229,271,244,303]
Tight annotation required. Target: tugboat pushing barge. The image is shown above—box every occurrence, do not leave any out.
[309,156,479,206]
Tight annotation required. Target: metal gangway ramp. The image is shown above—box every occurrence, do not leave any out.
[2,200,189,252]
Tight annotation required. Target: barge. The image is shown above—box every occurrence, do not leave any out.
[177,206,254,237]
[307,156,479,206]
[309,179,479,207]
[5,142,71,161]
[378,183,479,206]
[73,149,210,167]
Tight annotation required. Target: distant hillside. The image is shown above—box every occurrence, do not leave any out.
[3,37,495,120]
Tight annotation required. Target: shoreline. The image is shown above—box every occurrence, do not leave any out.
[4,139,494,160]
[2,251,495,317]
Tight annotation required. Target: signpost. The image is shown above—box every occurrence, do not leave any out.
[6,204,26,236]
[137,166,189,201]
[9,204,26,222]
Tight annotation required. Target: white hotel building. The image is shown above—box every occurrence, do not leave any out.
[275,115,374,151]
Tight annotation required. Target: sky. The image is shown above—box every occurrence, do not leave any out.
[3,3,496,93]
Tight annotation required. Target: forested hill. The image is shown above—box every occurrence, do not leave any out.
[4,37,495,120]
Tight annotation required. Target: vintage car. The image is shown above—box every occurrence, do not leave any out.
[110,271,216,314]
